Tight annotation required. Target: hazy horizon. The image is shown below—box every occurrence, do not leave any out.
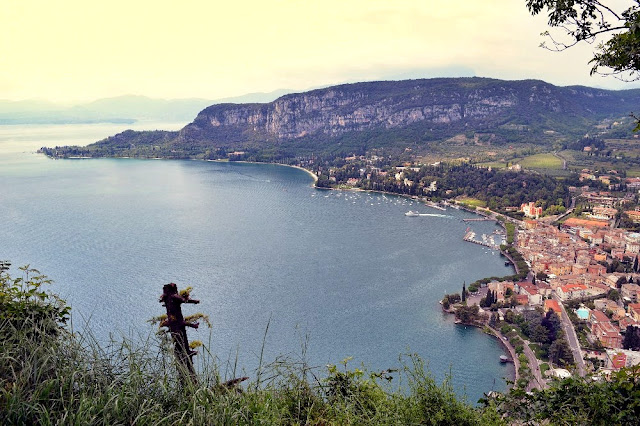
[2,1,640,104]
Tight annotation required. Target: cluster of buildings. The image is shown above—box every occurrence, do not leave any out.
[516,221,640,334]
[503,202,640,374]
[475,199,640,372]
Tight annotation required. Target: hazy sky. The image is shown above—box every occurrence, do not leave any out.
[2,0,639,103]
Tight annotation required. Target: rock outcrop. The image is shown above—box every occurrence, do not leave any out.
[61,77,640,158]
[174,77,638,146]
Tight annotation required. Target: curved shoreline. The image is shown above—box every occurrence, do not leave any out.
[185,158,520,388]
[204,159,319,183]
[49,154,517,390]
[442,304,518,385]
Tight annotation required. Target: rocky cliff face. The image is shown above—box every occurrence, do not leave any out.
[175,78,637,146]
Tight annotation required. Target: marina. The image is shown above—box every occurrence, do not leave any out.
[463,228,504,250]
[425,201,447,211]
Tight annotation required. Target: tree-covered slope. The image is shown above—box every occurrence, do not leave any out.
[43,77,640,159]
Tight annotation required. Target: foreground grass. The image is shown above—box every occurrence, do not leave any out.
[0,320,501,425]
[3,266,640,425]
[0,267,500,425]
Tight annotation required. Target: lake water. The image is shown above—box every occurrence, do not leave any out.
[0,123,514,403]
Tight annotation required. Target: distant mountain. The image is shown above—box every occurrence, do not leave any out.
[211,89,295,104]
[0,90,300,125]
[43,77,640,159]
[0,95,217,125]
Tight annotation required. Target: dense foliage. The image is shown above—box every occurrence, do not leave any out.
[526,1,640,80]
[0,262,69,338]
[492,366,640,424]
[353,162,571,212]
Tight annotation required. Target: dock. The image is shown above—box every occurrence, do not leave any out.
[462,218,494,222]
[463,230,501,249]
[425,202,447,211]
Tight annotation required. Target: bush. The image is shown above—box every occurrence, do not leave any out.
[1,264,494,425]
[491,366,640,424]
[0,264,69,335]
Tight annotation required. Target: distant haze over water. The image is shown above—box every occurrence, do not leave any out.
[0,123,514,403]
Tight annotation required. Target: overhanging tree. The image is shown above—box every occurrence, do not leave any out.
[526,1,640,80]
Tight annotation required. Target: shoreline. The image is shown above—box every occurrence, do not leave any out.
[46,153,517,390]
[205,159,319,183]
[442,304,518,385]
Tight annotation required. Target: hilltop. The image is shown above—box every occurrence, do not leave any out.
[42,77,640,160]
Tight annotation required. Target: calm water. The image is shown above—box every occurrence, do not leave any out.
[0,123,514,402]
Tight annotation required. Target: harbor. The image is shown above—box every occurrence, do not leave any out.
[463,228,504,250]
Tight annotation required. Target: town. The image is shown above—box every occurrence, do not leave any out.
[303,146,640,391]
[449,176,640,391]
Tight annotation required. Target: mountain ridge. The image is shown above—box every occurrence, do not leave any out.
[45,77,640,158]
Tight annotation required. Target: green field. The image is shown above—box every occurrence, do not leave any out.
[518,153,564,169]
[476,161,508,169]
[458,197,487,207]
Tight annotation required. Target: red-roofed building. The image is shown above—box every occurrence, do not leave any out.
[611,352,627,369]
[562,217,610,230]
[557,283,589,301]
[626,210,640,223]
[619,316,640,332]
[593,321,622,348]
[516,282,542,305]
[521,202,543,219]
[587,264,607,276]
[544,299,561,314]
[589,310,610,326]
[588,309,623,348]
[515,294,529,306]
[536,281,552,297]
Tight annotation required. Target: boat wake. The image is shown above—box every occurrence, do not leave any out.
[405,211,452,218]
[418,213,452,218]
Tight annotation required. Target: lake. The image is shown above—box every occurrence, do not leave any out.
[0,123,514,403]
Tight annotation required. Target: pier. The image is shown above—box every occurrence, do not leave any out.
[463,230,500,249]
[462,218,494,222]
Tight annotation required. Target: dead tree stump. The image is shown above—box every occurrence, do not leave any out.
[159,283,200,384]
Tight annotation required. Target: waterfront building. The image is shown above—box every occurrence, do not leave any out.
[521,202,543,219]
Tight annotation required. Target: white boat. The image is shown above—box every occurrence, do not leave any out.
[405,210,420,217]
